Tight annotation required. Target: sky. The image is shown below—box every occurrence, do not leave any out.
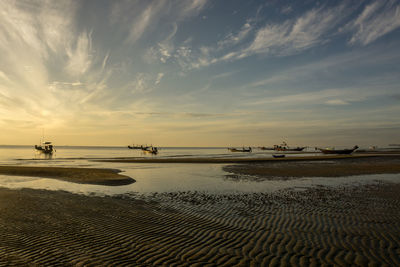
[0,0,399,147]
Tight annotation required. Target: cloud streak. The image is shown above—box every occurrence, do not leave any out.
[346,0,400,45]
[65,31,93,77]
[244,5,346,57]
[166,1,400,71]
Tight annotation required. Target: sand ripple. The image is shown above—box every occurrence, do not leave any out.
[1,183,400,266]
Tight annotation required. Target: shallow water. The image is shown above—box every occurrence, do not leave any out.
[0,146,399,196]
[1,162,400,196]
[0,145,321,162]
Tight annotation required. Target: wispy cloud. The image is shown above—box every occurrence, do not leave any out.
[281,5,293,15]
[243,89,356,107]
[0,0,114,130]
[217,21,253,49]
[112,0,208,44]
[65,31,93,77]
[325,99,350,105]
[130,73,164,94]
[167,1,400,72]
[168,3,352,70]
[346,0,400,45]
[155,73,164,85]
[179,0,208,18]
[127,2,166,44]
[242,4,349,57]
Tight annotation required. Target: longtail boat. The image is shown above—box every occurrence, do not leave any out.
[35,141,55,154]
[318,145,358,154]
[274,141,306,151]
[228,147,252,152]
[142,146,158,155]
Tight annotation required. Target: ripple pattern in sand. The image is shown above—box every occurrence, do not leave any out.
[1,184,400,266]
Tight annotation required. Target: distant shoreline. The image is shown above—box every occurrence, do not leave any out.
[1,144,400,150]
[95,152,400,164]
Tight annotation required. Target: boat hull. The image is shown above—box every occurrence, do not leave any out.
[319,146,358,155]
[228,148,252,152]
[319,149,355,154]
[274,147,305,152]
[35,144,54,154]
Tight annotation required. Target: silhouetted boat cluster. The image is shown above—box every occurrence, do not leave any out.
[128,144,159,154]
[231,141,359,155]
[33,139,359,158]
[35,141,55,154]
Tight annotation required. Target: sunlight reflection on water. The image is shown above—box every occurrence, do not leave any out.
[0,146,399,197]
[1,162,399,197]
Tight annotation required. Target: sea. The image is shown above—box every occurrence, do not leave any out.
[0,145,399,197]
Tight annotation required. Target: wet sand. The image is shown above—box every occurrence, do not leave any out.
[224,155,400,180]
[1,183,400,265]
[0,166,134,186]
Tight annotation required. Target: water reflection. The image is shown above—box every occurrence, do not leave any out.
[1,146,400,197]
[34,151,54,160]
[1,162,399,196]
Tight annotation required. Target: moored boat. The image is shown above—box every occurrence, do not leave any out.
[272,154,285,158]
[142,146,158,155]
[35,141,55,154]
[228,147,252,152]
[318,145,359,154]
[274,141,305,151]
[259,146,274,150]
[128,144,146,149]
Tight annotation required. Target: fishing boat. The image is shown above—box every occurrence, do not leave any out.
[274,141,306,151]
[142,146,158,155]
[228,147,252,152]
[259,146,274,150]
[35,141,55,154]
[318,145,359,154]
[272,154,285,158]
[128,144,146,149]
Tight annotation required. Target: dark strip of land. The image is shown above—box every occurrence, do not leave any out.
[95,153,400,164]
[223,155,400,180]
[0,166,134,186]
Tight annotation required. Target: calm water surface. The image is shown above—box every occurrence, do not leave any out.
[0,146,399,196]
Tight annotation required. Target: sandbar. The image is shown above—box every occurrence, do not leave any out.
[0,166,134,186]
[223,154,400,179]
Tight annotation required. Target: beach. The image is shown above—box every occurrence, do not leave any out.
[1,183,400,265]
[1,154,400,265]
